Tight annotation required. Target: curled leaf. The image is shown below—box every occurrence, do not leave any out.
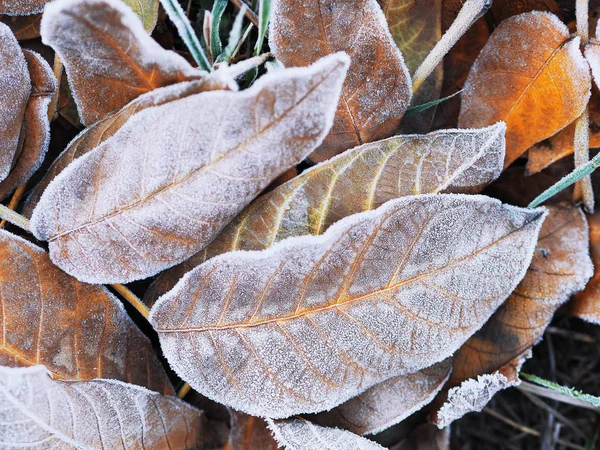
[145,123,507,306]
[0,365,221,448]
[40,0,202,125]
[266,418,385,450]
[270,0,412,161]
[459,12,591,167]
[312,360,452,435]
[0,230,173,394]
[30,54,350,284]
[150,194,546,418]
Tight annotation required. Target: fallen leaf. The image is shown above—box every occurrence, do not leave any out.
[122,0,159,32]
[0,0,48,15]
[458,12,591,167]
[0,230,174,394]
[312,360,452,435]
[0,49,56,200]
[267,418,386,450]
[228,410,279,450]
[0,14,42,40]
[390,424,450,450]
[270,0,412,161]
[0,22,30,182]
[0,365,221,448]
[150,194,546,418]
[22,73,236,217]
[40,0,202,125]
[30,54,350,284]
[144,123,507,306]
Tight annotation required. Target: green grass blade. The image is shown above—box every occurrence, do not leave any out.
[254,0,272,56]
[403,90,461,118]
[211,0,228,61]
[216,6,248,63]
[520,372,600,409]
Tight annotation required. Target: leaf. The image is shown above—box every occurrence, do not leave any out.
[311,360,452,435]
[144,123,507,306]
[22,73,237,218]
[122,0,159,33]
[570,211,600,324]
[266,418,386,450]
[0,14,42,40]
[0,365,222,448]
[149,194,546,418]
[30,54,350,284]
[0,0,48,15]
[0,230,174,395]
[0,22,30,182]
[458,12,591,167]
[449,204,592,386]
[269,0,412,162]
[40,0,203,125]
[390,424,450,450]
[229,410,280,450]
[0,49,56,200]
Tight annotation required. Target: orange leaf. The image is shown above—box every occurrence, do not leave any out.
[270,0,412,161]
[459,12,591,167]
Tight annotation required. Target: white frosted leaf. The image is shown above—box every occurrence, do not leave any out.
[267,418,385,450]
[585,41,600,92]
[40,0,203,125]
[144,122,507,306]
[0,365,221,449]
[150,194,546,418]
[30,54,350,284]
[312,360,452,435]
[435,373,520,428]
[0,22,30,182]
[269,0,412,161]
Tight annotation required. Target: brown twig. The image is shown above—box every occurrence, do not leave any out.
[111,283,150,318]
[0,185,27,229]
[229,0,259,27]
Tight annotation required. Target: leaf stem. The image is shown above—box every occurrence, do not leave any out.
[177,383,192,398]
[577,0,589,44]
[159,0,212,72]
[111,283,150,318]
[412,0,491,93]
[573,109,594,211]
[0,203,31,232]
[230,0,260,27]
[0,185,27,229]
[47,54,63,122]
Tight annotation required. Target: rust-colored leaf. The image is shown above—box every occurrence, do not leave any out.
[30,54,349,284]
[459,12,591,167]
[0,14,42,40]
[228,410,279,450]
[0,49,56,200]
[270,0,412,161]
[145,123,506,306]
[0,230,174,395]
[40,0,202,125]
[0,0,48,15]
[150,194,545,417]
[22,74,236,218]
[0,365,221,448]
[312,360,452,435]
[0,22,30,182]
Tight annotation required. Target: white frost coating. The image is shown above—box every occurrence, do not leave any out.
[313,360,452,435]
[30,53,350,284]
[436,373,520,428]
[0,22,30,182]
[0,0,47,15]
[267,418,385,450]
[150,194,546,418]
[41,0,203,125]
[585,42,600,92]
[0,365,213,448]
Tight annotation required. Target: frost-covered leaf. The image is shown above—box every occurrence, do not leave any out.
[122,0,159,32]
[270,0,412,161]
[0,365,222,449]
[40,0,202,125]
[0,22,30,182]
[434,373,519,428]
[22,73,237,217]
[390,424,450,450]
[0,0,48,15]
[312,360,452,435]
[150,194,545,418]
[267,418,385,450]
[145,123,506,306]
[459,12,591,167]
[0,49,56,201]
[450,204,592,387]
[30,54,349,284]
[229,410,279,450]
[0,14,41,39]
[0,230,173,395]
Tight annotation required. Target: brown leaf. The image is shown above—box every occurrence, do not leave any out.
[0,229,174,394]
[30,54,349,284]
[311,360,452,435]
[0,22,30,182]
[458,12,591,167]
[145,123,506,306]
[40,0,202,125]
[489,0,573,24]
[390,424,450,450]
[270,0,412,161]
[22,74,236,218]
[228,410,279,450]
[0,49,56,200]
[0,365,221,448]
[0,14,42,40]
[0,0,48,15]
[150,194,545,418]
